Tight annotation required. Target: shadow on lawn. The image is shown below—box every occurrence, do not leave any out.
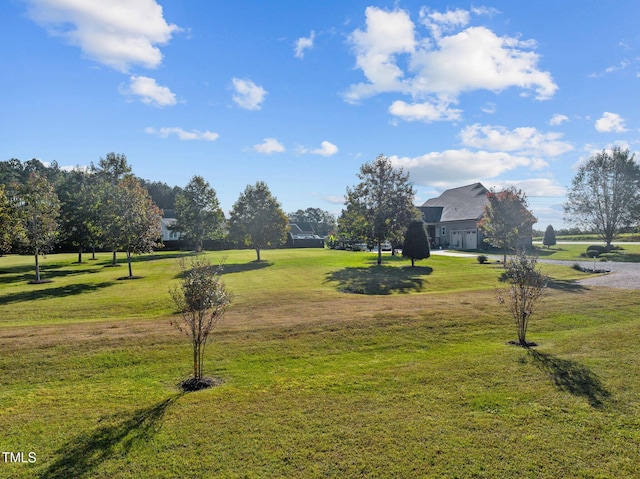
[528,350,611,408]
[0,265,102,285]
[326,265,432,295]
[37,394,182,479]
[0,281,115,305]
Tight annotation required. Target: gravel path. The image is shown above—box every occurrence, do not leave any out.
[541,259,640,290]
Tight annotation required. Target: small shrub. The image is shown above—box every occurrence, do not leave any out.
[587,245,607,255]
[477,255,489,264]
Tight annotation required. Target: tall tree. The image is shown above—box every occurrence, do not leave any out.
[170,256,232,388]
[109,176,163,278]
[478,187,537,266]
[564,147,640,249]
[92,153,134,265]
[0,184,24,254]
[542,224,556,248]
[57,169,101,263]
[228,181,288,261]
[402,220,431,267]
[173,176,224,252]
[17,172,60,283]
[341,154,417,265]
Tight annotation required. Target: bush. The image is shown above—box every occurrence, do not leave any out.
[477,255,489,264]
[587,245,607,254]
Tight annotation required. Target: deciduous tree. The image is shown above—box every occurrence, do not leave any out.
[340,154,418,265]
[17,172,60,283]
[564,147,640,249]
[228,181,288,261]
[173,176,224,252]
[170,256,232,388]
[111,176,163,278]
[497,250,547,347]
[402,220,430,267]
[0,184,24,254]
[478,187,536,266]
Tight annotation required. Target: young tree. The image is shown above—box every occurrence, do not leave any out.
[17,172,60,283]
[478,187,537,266]
[402,220,431,267]
[564,147,640,249]
[228,181,288,261]
[170,256,232,388]
[341,154,417,265]
[173,176,224,252]
[497,250,547,347]
[542,224,556,248]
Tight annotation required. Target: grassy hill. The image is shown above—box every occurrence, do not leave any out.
[1,249,639,478]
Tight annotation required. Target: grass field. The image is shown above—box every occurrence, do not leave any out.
[1,249,639,478]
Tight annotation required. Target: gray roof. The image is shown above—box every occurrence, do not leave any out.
[420,183,489,223]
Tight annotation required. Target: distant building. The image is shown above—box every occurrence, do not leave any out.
[287,223,325,248]
[160,210,182,242]
[418,183,489,250]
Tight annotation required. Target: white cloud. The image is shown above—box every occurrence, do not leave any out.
[145,127,219,141]
[503,178,566,197]
[310,141,339,156]
[345,7,557,115]
[549,114,569,126]
[482,102,496,114]
[232,78,267,110]
[389,149,532,187]
[253,138,285,154]
[389,99,461,122]
[122,75,176,107]
[459,124,573,156]
[294,31,315,59]
[595,112,628,133]
[26,0,179,72]
[419,7,470,39]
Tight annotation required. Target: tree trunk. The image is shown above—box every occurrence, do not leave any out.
[411,258,415,267]
[112,249,117,266]
[256,248,261,261]
[127,250,133,278]
[91,245,96,260]
[34,251,41,283]
[77,246,83,263]
[377,242,382,266]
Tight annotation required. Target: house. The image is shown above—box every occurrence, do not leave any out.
[287,223,325,248]
[160,210,182,242]
[418,183,489,250]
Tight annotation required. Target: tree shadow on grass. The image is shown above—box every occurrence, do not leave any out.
[171,260,273,279]
[37,394,182,479]
[546,278,589,292]
[0,281,116,305]
[528,349,611,408]
[326,265,432,295]
[0,265,103,285]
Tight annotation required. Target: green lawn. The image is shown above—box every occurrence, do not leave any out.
[1,249,639,478]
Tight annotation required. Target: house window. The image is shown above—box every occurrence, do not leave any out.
[441,226,446,237]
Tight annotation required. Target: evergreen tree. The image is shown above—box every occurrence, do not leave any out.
[402,220,431,267]
[542,224,556,248]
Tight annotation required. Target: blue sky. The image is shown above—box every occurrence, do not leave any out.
[2,0,640,229]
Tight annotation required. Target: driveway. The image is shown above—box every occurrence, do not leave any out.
[540,259,640,290]
[431,250,640,290]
